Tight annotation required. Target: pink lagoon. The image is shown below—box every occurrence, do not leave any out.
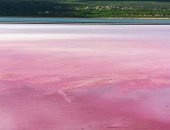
[0,24,170,130]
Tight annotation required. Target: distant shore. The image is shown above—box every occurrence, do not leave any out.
[0,16,170,19]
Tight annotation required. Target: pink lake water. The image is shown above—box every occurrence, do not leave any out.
[0,24,170,130]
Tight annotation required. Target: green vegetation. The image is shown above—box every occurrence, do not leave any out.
[0,0,170,18]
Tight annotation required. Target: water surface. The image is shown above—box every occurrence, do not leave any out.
[0,25,170,130]
[0,17,170,24]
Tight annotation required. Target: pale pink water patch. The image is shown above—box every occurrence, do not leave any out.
[0,24,170,130]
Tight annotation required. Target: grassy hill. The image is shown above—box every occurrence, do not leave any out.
[0,0,170,17]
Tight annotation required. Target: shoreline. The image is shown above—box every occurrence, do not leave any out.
[0,16,170,20]
[0,23,170,25]
[0,17,170,24]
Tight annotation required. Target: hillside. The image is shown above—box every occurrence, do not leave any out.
[0,0,170,17]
